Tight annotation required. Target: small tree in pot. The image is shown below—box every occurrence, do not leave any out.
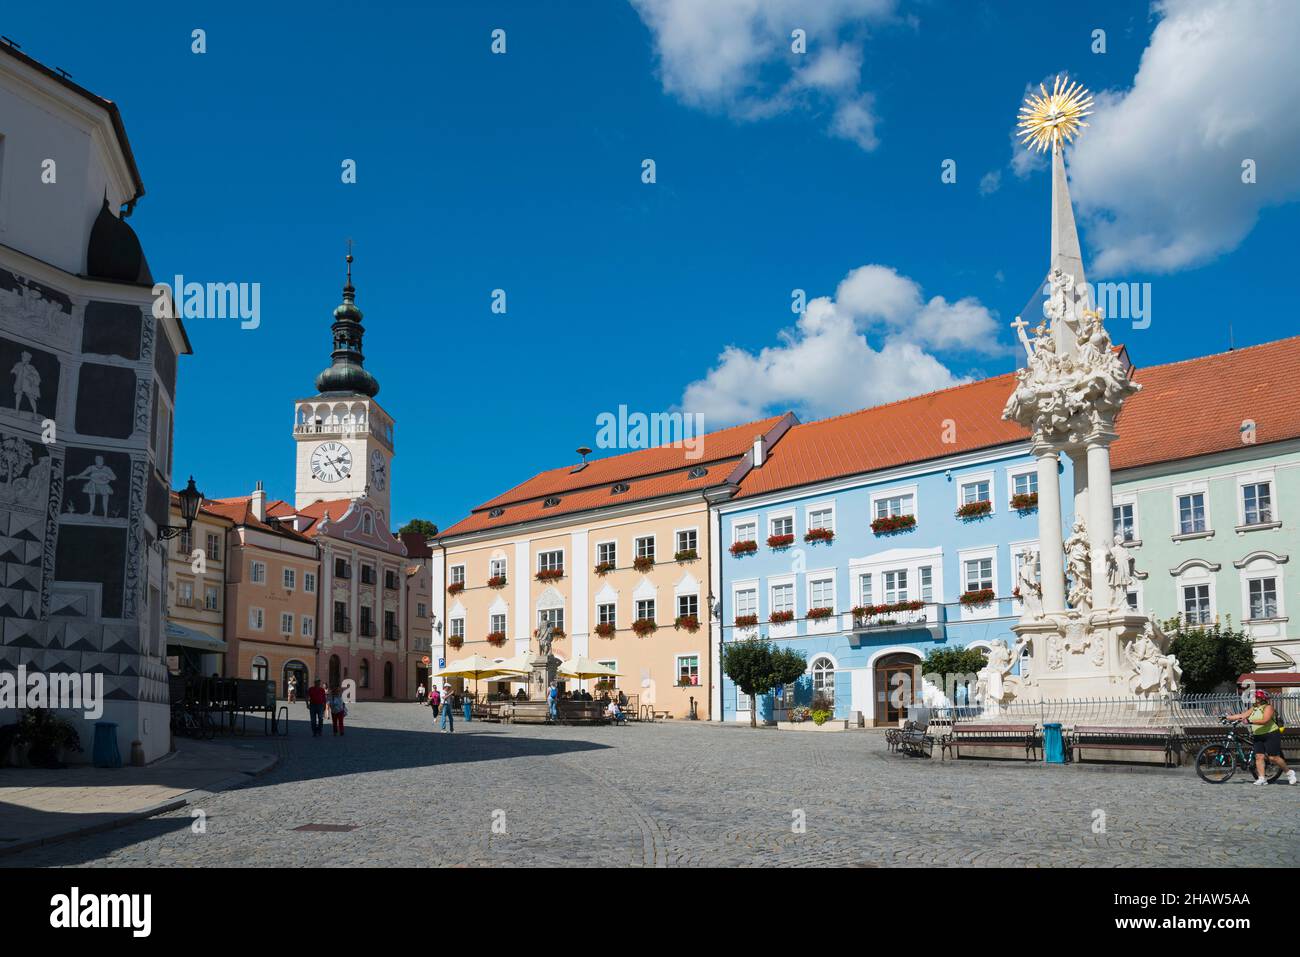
[16,708,82,768]
[722,639,807,728]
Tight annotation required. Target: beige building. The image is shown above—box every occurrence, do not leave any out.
[437,415,795,718]
[401,532,435,695]
[164,493,234,675]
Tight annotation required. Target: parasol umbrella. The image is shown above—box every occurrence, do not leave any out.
[557,656,622,681]
[435,654,523,700]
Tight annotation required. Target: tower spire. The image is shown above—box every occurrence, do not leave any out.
[314,242,379,397]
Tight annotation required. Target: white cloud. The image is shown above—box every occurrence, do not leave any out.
[979,170,1002,195]
[629,0,897,150]
[1040,0,1300,274]
[678,264,1006,425]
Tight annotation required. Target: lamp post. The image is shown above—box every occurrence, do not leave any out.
[159,476,204,541]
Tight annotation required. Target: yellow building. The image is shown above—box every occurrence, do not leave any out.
[164,492,234,675]
[436,415,794,719]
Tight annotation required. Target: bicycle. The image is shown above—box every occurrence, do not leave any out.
[1194,716,1284,784]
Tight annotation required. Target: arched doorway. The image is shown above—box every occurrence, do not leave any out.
[284,660,309,701]
[328,655,341,689]
[383,661,394,699]
[874,651,921,726]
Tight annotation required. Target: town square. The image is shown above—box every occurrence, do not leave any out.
[0,0,1298,925]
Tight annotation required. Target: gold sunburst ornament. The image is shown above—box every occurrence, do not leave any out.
[1018,75,1093,153]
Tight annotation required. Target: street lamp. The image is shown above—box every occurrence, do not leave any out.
[159,476,204,541]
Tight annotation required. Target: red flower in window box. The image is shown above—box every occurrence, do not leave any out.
[871,514,916,535]
[485,631,507,647]
[535,568,564,582]
[447,635,464,650]
[769,610,794,623]
[767,533,794,549]
[734,614,758,627]
[447,581,465,595]
[594,622,616,638]
[956,500,993,519]
[803,528,835,544]
[674,548,699,562]
[631,618,657,637]
[594,561,616,576]
[959,588,996,607]
[730,540,758,557]
[1010,492,1039,512]
[633,556,655,573]
[486,575,507,588]
[806,606,835,620]
[852,600,925,621]
[674,614,700,633]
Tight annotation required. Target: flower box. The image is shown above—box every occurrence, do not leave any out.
[674,548,699,562]
[535,568,564,582]
[631,618,657,637]
[594,561,616,576]
[486,575,507,589]
[806,606,835,620]
[956,500,993,519]
[633,556,655,573]
[674,614,700,633]
[767,533,795,549]
[677,677,697,687]
[871,514,916,535]
[447,635,464,650]
[734,614,758,628]
[730,540,758,557]
[594,622,616,638]
[1011,491,1039,512]
[803,528,835,544]
[852,600,925,619]
[447,581,465,595]
[485,631,507,647]
[960,588,996,607]
[769,610,794,624]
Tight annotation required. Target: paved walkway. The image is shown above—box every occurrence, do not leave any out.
[1,702,1295,867]
[0,738,277,857]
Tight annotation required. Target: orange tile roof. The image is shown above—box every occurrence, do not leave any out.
[203,495,316,543]
[440,414,792,538]
[736,373,1027,499]
[1113,336,1300,471]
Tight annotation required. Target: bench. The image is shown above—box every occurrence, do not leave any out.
[897,720,934,758]
[1071,726,1175,767]
[940,723,1038,762]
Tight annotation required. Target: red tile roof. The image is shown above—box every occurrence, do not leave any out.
[441,414,790,538]
[736,373,1027,498]
[202,495,316,543]
[1112,336,1300,471]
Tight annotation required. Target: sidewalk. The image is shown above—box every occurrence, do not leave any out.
[0,738,279,858]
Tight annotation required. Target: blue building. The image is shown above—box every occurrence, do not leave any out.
[710,375,1074,725]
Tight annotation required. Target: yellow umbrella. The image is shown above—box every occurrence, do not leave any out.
[490,653,536,676]
[435,654,522,699]
[557,656,622,680]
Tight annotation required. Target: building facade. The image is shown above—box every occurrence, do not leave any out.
[0,44,190,761]
[714,376,1074,724]
[164,493,233,675]
[437,416,795,718]
[400,532,435,695]
[1111,338,1300,673]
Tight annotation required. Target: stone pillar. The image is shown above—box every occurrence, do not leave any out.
[1087,438,1116,611]
[1035,446,1067,612]
[1069,450,1089,531]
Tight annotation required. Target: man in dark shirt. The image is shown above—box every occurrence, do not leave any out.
[306,679,328,737]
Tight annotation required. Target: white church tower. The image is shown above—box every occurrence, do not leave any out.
[293,249,394,519]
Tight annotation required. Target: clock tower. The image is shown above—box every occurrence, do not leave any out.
[293,250,394,518]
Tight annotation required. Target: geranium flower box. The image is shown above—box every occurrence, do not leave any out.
[535,568,564,582]
[674,614,700,632]
[960,588,996,607]
[956,500,993,520]
[1011,492,1039,512]
[633,556,655,573]
[594,561,616,576]
[447,635,464,650]
[729,540,758,557]
[486,575,507,589]
[447,581,465,595]
[803,528,835,544]
[871,514,916,535]
[631,618,657,637]
[485,631,507,647]
[674,548,699,562]
[767,533,795,549]
[734,614,758,627]
[594,622,615,638]
[806,606,835,620]
[769,610,794,623]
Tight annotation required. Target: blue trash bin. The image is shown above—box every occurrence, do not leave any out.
[463,701,472,722]
[92,721,122,768]
[1043,722,1065,764]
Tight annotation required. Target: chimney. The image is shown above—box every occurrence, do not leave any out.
[251,481,266,521]
[752,434,765,468]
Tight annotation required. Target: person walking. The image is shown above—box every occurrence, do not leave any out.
[329,685,348,736]
[428,684,441,722]
[547,682,558,723]
[306,679,328,737]
[416,682,426,704]
[439,682,455,733]
[1228,691,1296,785]
[287,675,297,704]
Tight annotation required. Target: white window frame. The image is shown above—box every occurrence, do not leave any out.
[870,484,919,522]
[674,527,699,555]
[597,601,617,627]
[280,612,294,634]
[804,502,836,535]
[767,573,796,637]
[490,612,508,635]
[634,535,656,561]
[537,549,565,574]
[450,617,465,640]
[767,510,795,540]
[595,540,617,567]
[957,545,998,620]
[1113,492,1140,545]
[634,597,656,622]
[957,470,996,513]
[732,580,759,636]
[596,660,619,689]
[302,616,314,638]
[731,520,758,544]
[304,572,317,593]
[490,556,508,579]
[283,567,296,591]
[249,607,265,631]
[1236,469,1279,529]
[1238,553,1287,625]
[250,560,266,584]
[1172,482,1212,538]
[675,653,701,687]
[1006,464,1037,502]
[449,564,466,585]
[676,592,700,619]
[204,584,220,611]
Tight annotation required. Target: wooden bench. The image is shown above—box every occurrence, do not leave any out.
[1071,726,1175,767]
[897,720,934,758]
[940,723,1038,762]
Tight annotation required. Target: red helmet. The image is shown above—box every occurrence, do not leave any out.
[1254,690,1270,701]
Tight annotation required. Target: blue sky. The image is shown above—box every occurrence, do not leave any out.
[8,0,1297,529]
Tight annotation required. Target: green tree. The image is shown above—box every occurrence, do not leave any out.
[722,639,807,728]
[921,646,988,703]
[1164,617,1255,694]
[399,518,439,538]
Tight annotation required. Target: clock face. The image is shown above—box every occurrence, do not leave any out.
[310,442,352,483]
[369,450,387,491]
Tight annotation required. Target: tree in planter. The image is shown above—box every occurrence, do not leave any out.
[921,646,989,704]
[15,708,82,768]
[1163,616,1255,694]
[721,639,807,728]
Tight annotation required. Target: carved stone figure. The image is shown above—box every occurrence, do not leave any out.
[1016,550,1043,620]
[1064,519,1092,610]
[1125,622,1182,696]
[535,622,554,658]
[977,637,1026,712]
[1106,534,1135,598]
[11,351,40,414]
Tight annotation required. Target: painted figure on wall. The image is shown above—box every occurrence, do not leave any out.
[70,455,116,516]
[11,351,40,414]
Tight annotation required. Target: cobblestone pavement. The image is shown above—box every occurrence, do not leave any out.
[3,702,1296,867]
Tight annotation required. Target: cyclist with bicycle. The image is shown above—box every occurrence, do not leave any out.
[1226,690,1296,786]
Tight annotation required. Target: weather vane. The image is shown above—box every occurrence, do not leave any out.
[1017,75,1093,153]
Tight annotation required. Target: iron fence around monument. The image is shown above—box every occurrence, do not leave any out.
[917,692,1299,730]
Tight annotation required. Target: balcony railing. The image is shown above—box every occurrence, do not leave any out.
[850,601,946,633]
[384,625,401,641]
[361,621,377,638]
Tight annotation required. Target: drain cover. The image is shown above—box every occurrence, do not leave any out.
[292,824,360,832]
